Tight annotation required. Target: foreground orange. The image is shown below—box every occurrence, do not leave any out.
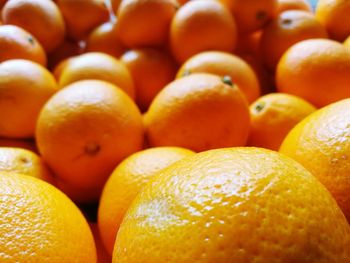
[0,172,96,262]
[113,147,350,262]
[280,98,350,222]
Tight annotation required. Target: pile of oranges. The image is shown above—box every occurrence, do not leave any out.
[1,0,350,262]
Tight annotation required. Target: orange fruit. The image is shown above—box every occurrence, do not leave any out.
[52,56,73,80]
[176,51,260,103]
[86,21,126,58]
[117,0,177,48]
[170,0,237,63]
[276,0,312,14]
[0,59,58,138]
[248,93,316,150]
[280,98,350,222]
[56,0,109,40]
[315,0,350,41]
[345,35,350,47]
[0,172,97,262]
[235,30,263,56]
[113,147,350,262]
[48,38,82,70]
[144,73,250,152]
[120,48,178,111]
[260,10,328,71]
[219,0,278,33]
[276,39,350,107]
[2,0,65,52]
[0,147,55,184]
[0,138,38,153]
[59,52,135,99]
[98,146,195,255]
[0,25,46,66]
[36,80,144,203]
[90,223,111,263]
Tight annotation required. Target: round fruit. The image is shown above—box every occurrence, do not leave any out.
[0,25,46,65]
[99,146,194,255]
[170,0,237,63]
[276,39,350,107]
[248,93,316,150]
[276,0,312,14]
[36,80,144,203]
[2,0,65,52]
[176,51,260,103]
[0,59,58,138]
[117,0,177,48]
[280,98,350,222]
[120,48,178,111]
[113,147,350,262]
[0,172,97,262]
[144,73,250,152]
[260,10,328,71]
[59,52,135,99]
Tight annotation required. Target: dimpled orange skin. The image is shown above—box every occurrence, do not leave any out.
[113,147,350,263]
[0,59,58,138]
[1,0,65,52]
[170,0,237,64]
[144,73,250,152]
[248,93,316,151]
[279,98,350,222]
[260,10,328,71]
[117,0,178,48]
[276,39,350,107]
[99,146,195,255]
[36,80,144,203]
[0,147,55,185]
[315,0,350,42]
[276,0,312,14]
[0,25,46,66]
[176,51,260,103]
[0,172,97,263]
[59,52,135,99]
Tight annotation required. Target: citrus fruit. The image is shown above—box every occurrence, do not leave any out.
[260,10,328,71]
[113,147,350,262]
[170,0,237,63]
[176,51,260,103]
[0,172,97,262]
[276,38,350,107]
[345,35,350,47]
[90,223,111,263]
[2,0,65,52]
[58,52,135,99]
[276,0,312,14]
[248,93,316,150]
[144,73,250,152]
[120,48,178,111]
[36,80,144,203]
[280,98,350,222]
[0,59,58,138]
[98,146,194,254]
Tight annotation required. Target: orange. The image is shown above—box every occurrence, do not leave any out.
[0,138,38,153]
[170,0,237,64]
[345,35,350,47]
[56,0,109,40]
[276,0,312,14]
[144,73,250,152]
[117,0,177,48]
[113,147,350,262]
[315,0,350,41]
[276,39,350,107]
[260,10,328,71]
[235,30,263,56]
[86,21,126,58]
[48,38,82,70]
[52,56,74,80]
[176,51,260,103]
[0,25,46,66]
[90,223,111,263]
[0,172,97,262]
[2,0,65,52]
[36,80,144,203]
[0,59,58,138]
[120,48,178,111]
[219,0,278,33]
[59,52,135,99]
[248,93,316,150]
[98,146,194,255]
[0,147,55,184]
[280,98,350,222]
